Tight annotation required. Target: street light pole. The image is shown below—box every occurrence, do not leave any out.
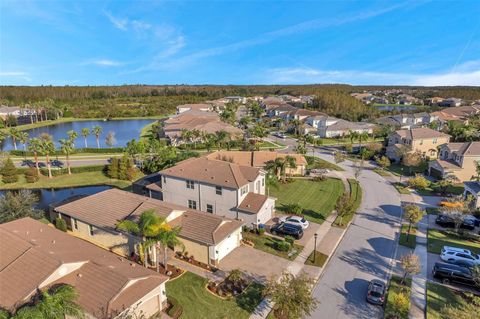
[313,233,318,263]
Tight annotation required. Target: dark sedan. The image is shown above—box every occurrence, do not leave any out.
[270,223,304,239]
[435,214,475,230]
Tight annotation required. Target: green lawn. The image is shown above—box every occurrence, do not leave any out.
[166,272,264,319]
[304,250,328,267]
[427,229,480,254]
[242,232,303,260]
[316,137,384,146]
[387,162,428,177]
[426,282,464,319]
[414,183,464,196]
[373,168,391,177]
[393,183,411,194]
[333,179,362,228]
[0,171,132,190]
[426,207,440,215]
[384,276,412,319]
[271,178,344,224]
[399,224,417,249]
[305,156,344,171]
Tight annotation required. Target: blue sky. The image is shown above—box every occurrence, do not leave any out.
[0,0,479,86]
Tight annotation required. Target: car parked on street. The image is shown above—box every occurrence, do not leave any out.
[366,279,386,305]
[273,132,287,139]
[432,262,479,290]
[270,223,304,239]
[435,214,475,230]
[278,216,310,230]
[440,247,480,265]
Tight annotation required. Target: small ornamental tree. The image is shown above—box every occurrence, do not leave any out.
[55,217,68,232]
[407,174,430,190]
[25,167,40,183]
[376,155,391,170]
[1,157,18,183]
[403,204,424,242]
[107,157,120,179]
[334,151,346,164]
[400,253,420,284]
[402,151,423,175]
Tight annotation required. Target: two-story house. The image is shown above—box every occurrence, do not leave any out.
[428,142,480,181]
[386,127,451,162]
[136,157,276,227]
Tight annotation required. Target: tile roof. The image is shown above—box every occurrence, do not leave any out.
[326,119,374,131]
[206,151,307,168]
[55,189,243,245]
[0,218,168,315]
[395,127,450,140]
[237,193,269,214]
[160,157,261,189]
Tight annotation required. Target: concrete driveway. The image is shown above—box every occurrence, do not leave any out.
[265,216,322,247]
[219,245,290,283]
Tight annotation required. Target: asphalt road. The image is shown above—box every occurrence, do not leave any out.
[272,135,403,319]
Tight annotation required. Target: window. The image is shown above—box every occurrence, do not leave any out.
[186,180,195,189]
[188,200,197,210]
[206,204,213,214]
[88,225,94,236]
[262,178,264,186]
[73,218,78,230]
[215,186,222,195]
[241,185,248,196]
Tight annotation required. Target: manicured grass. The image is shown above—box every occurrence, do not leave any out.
[399,224,417,249]
[333,179,362,228]
[270,178,344,224]
[140,120,158,140]
[387,162,428,177]
[0,171,132,190]
[373,168,391,177]
[393,182,411,194]
[165,272,264,319]
[384,276,411,319]
[426,282,464,319]
[305,156,344,171]
[304,250,328,267]
[426,207,440,215]
[316,137,384,146]
[414,183,464,196]
[427,229,480,254]
[242,232,303,260]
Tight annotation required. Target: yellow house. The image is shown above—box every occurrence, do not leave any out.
[386,127,451,162]
[429,142,480,182]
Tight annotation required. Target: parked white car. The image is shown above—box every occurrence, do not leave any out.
[440,247,480,265]
[279,216,310,230]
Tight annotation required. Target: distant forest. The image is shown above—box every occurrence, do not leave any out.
[0,85,479,121]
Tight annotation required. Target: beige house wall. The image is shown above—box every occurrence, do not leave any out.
[443,157,480,181]
[410,137,449,158]
[177,238,209,264]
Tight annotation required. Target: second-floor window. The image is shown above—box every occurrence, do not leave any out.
[241,185,248,196]
[206,204,213,214]
[186,180,195,189]
[188,200,197,209]
[216,186,222,195]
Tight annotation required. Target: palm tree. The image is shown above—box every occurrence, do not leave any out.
[92,125,103,149]
[39,133,55,178]
[203,132,216,152]
[116,209,164,268]
[81,128,90,148]
[290,119,301,136]
[156,224,183,273]
[67,130,78,147]
[18,132,29,152]
[14,285,84,319]
[27,137,42,174]
[239,116,251,129]
[191,129,201,149]
[180,129,193,148]
[348,130,359,145]
[358,131,370,148]
[59,138,74,175]
[9,128,20,151]
[285,155,297,178]
[216,130,230,150]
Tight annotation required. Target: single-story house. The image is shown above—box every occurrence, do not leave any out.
[51,189,244,266]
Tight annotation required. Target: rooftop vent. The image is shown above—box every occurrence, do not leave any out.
[77,273,82,278]
[52,240,56,244]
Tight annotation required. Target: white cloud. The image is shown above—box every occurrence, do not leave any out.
[81,59,124,67]
[103,10,128,31]
[156,36,186,58]
[263,61,480,86]
[0,71,31,81]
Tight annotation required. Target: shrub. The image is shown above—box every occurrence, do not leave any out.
[257,228,266,236]
[39,165,105,177]
[275,240,291,252]
[285,236,295,246]
[25,167,39,183]
[167,296,183,319]
[407,174,429,190]
[9,147,125,157]
[55,217,68,232]
[386,291,409,318]
[1,158,18,183]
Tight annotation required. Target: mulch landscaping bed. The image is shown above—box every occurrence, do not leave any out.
[147,264,184,279]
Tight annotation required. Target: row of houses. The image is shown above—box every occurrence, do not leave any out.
[385,127,480,182]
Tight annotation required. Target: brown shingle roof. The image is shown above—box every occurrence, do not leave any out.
[0,218,167,315]
[55,189,243,245]
[237,193,269,214]
[160,157,261,189]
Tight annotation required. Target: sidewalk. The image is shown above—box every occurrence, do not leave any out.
[409,214,428,319]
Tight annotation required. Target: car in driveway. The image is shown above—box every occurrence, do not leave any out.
[273,132,287,139]
[432,262,479,290]
[435,214,475,230]
[366,279,386,305]
[270,223,304,239]
[278,216,310,229]
[440,247,480,265]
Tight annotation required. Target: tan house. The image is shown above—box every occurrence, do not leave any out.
[162,110,243,145]
[428,142,480,181]
[52,189,243,267]
[206,150,308,176]
[0,218,169,319]
[431,105,480,126]
[386,127,451,162]
[140,157,276,227]
[463,181,480,209]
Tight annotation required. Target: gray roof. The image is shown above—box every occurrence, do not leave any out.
[464,181,480,194]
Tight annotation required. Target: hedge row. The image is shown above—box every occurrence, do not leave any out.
[10,147,125,156]
[15,165,106,177]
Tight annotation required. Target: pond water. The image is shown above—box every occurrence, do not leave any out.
[1,119,155,151]
[0,185,112,211]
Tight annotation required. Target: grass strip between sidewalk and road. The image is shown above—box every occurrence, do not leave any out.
[399,224,417,249]
[384,276,412,319]
[393,182,411,194]
[166,271,264,319]
[304,250,328,267]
